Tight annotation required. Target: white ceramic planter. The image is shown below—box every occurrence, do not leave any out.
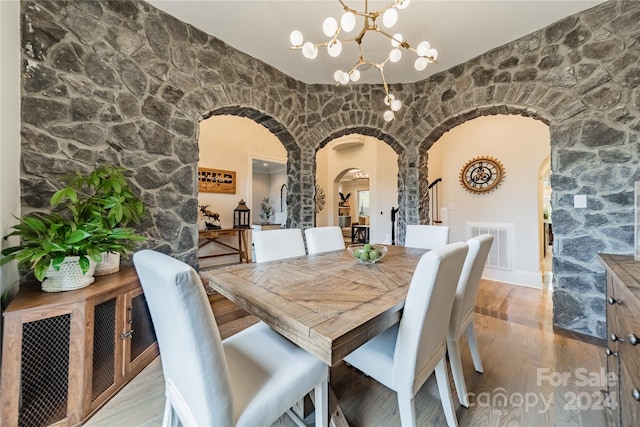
[95,252,121,276]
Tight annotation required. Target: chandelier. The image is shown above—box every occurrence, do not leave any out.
[351,169,369,180]
[289,0,438,122]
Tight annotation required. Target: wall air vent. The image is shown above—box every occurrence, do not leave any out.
[467,222,514,271]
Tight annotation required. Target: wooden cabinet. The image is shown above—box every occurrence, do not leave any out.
[338,206,351,228]
[600,254,640,427]
[1,268,158,427]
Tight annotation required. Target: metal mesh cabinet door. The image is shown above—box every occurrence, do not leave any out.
[18,314,71,427]
[91,297,117,405]
[122,288,158,377]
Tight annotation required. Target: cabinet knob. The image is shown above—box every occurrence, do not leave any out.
[608,296,622,305]
[629,334,640,346]
[605,348,619,357]
[610,333,624,343]
[633,389,640,402]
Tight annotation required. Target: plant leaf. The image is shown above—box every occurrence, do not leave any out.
[65,230,92,244]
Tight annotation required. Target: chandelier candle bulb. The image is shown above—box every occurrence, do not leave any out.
[389,49,402,63]
[383,110,394,122]
[382,8,398,28]
[391,33,403,48]
[416,41,430,56]
[290,31,303,47]
[302,42,318,59]
[323,17,338,37]
[341,12,356,32]
[327,40,342,57]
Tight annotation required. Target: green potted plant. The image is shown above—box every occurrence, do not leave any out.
[0,164,146,291]
[260,197,274,223]
[51,164,145,275]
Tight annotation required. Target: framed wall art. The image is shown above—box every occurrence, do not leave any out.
[198,167,236,194]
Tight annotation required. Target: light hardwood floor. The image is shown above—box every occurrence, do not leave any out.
[86,279,607,427]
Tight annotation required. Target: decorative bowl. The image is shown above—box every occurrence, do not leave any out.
[347,244,388,265]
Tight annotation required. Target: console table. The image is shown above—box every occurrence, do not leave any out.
[600,254,640,426]
[1,267,158,427]
[198,228,251,263]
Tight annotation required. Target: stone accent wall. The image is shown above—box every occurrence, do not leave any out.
[19,0,640,339]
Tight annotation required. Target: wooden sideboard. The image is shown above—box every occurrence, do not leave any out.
[1,267,158,427]
[599,254,640,426]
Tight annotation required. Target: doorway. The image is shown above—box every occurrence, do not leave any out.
[337,169,370,243]
[315,133,399,245]
[540,158,553,289]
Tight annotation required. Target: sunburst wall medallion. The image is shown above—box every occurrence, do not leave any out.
[314,185,326,213]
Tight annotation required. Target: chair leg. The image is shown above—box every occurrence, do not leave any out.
[397,394,417,427]
[435,357,458,427]
[314,372,329,427]
[466,322,484,373]
[162,399,179,427]
[447,338,470,408]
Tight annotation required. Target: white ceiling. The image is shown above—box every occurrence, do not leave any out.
[147,0,605,85]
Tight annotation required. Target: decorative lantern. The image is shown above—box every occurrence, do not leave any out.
[234,199,251,229]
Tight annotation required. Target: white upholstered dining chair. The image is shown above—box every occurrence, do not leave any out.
[344,242,469,427]
[253,228,306,263]
[304,226,346,255]
[133,250,328,427]
[405,224,450,250]
[448,234,493,408]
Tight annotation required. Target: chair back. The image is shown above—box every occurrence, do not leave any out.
[273,212,286,225]
[133,250,233,426]
[253,228,306,262]
[305,226,346,254]
[405,224,450,250]
[393,242,468,396]
[450,234,493,335]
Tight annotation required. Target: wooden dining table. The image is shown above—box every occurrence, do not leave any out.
[203,244,427,365]
[203,244,428,426]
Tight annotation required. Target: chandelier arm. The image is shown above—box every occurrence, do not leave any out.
[336,36,359,46]
[379,66,390,97]
[371,2,399,19]
[374,27,411,50]
[405,46,439,63]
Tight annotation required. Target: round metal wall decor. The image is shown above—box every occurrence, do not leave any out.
[314,185,326,213]
[459,156,505,194]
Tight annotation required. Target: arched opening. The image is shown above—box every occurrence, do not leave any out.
[197,112,291,268]
[539,156,553,289]
[426,114,551,289]
[315,133,400,245]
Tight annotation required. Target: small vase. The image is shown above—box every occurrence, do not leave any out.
[41,256,97,292]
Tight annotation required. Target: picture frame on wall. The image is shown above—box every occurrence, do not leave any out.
[198,167,236,194]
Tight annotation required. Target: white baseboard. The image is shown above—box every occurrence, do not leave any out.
[482,268,543,289]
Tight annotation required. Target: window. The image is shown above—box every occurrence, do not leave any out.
[358,190,370,217]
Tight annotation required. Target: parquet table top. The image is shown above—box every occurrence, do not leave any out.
[203,245,427,366]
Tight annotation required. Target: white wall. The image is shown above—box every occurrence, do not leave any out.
[1,0,21,316]
[316,135,399,244]
[199,115,286,256]
[428,115,550,288]
[252,172,271,221]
